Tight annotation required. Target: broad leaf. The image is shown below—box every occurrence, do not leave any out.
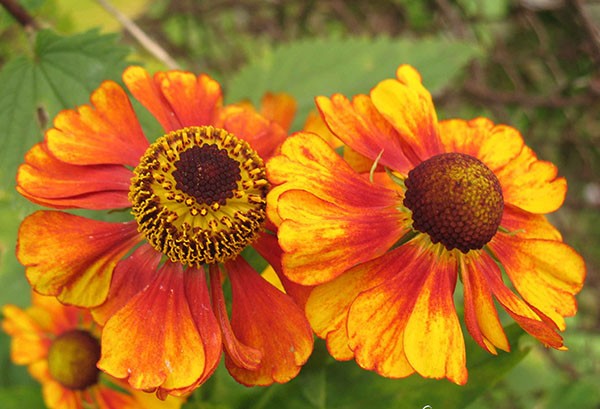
[226,36,480,130]
[0,28,130,190]
[0,28,130,309]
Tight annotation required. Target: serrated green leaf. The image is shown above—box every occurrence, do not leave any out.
[0,28,130,190]
[226,36,480,131]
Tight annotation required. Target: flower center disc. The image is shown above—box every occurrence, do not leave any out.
[403,152,504,253]
[47,330,101,390]
[130,126,268,265]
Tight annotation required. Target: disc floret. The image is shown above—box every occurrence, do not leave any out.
[130,126,268,265]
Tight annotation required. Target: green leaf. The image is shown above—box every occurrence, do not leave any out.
[0,385,44,409]
[226,36,480,130]
[0,28,130,190]
[0,28,130,310]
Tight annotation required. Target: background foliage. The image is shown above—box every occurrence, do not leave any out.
[0,0,598,408]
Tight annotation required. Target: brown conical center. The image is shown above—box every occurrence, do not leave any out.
[403,152,504,253]
[47,329,101,390]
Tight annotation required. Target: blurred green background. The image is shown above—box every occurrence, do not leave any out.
[0,0,598,408]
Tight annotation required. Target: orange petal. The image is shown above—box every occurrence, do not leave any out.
[92,244,162,325]
[17,142,132,210]
[347,241,467,384]
[220,106,287,161]
[252,233,314,309]
[477,249,565,348]
[123,66,223,132]
[208,263,262,371]
[276,189,406,285]
[259,92,297,132]
[306,249,409,362]
[41,379,80,409]
[401,250,466,385]
[490,234,585,331]
[98,262,207,393]
[1,304,50,365]
[182,267,223,390]
[155,70,222,128]
[438,118,524,172]
[17,211,142,307]
[225,257,313,385]
[267,132,400,211]
[302,110,343,149]
[501,203,562,241]
[30,292,87,335]
[495,145,567,214]
[370,65,443,164]
[47,81,148,167]
[93,385,139,409]
[316,93,413,172]
[460,254,509,354]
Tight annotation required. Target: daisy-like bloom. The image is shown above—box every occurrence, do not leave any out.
[16,67,313,397]
[2,293,183,409]
[267,64,586,384]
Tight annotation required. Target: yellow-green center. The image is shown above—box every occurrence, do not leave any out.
[129,126,268,265]
[47,329,101,390]
[403,152,504,253]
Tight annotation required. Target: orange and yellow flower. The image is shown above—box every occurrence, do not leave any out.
[2,292,183,409]
[266,64,586,384]
[16,66,313,397]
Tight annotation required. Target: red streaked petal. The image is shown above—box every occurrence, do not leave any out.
[267,132,401,211]
[17,142,131,210]
[208,264,262,371]
[220,106,287,161]
[307,248,409,362]
[315,93,412,172]
[98,262,207,393]
[490,234,585,331]
[155,70,222,128]
[401,251,466,385]
[345,245,424,379]
[370,65,443,164]
[47,81,148,167]
[92,244,162,325]
[225,257,313,386]
[123,66,180,131]
[92,385,138,409]
[276,189,406,285]
[460,254,509,354]
[477,249,565,348]
[495,145,567,214]
[252,233,314,309]
[501,203,562,241]
[17,211,141,307]
[347,241,467,384]
[183,267,222,389]
[124,66,223,132]
[438,118,524,172]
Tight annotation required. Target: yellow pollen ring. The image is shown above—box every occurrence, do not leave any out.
[129,126,268,265]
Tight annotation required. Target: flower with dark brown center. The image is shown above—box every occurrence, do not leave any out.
[129,125,268,265]
[403,152,504,253]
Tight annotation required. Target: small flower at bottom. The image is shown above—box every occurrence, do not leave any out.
[1,292,183,409]
[266,64,586,385]
[15,66,313,397]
